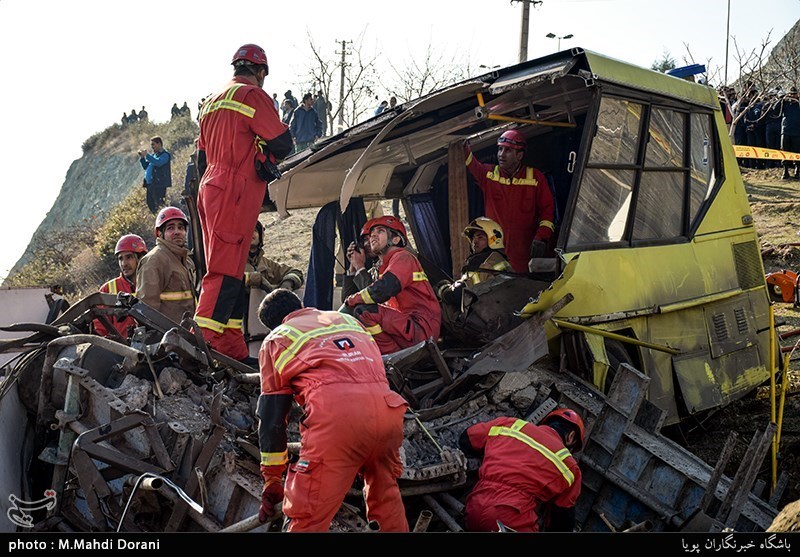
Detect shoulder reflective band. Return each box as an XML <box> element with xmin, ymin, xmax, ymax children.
<box><xmin>107</xmin><ymin>280</ymin><xmax>119</xmax><ymax>294</ymax></box>
<box><xmin>159</xmin><ymin>290</ymin><xmax>194</xmax><ymax>301</ymax></box>
<box><xmin>412</xmin><ymin>271</ymin><xmax>428</xmax><ymax>282</ymax></box>
<box><xmin>199</xmin><ymin>84</ymin><xmax>256</xmax><ymax>120</ymax></box>
<box><xmin>733</xmin><ymin>145</ymin><xmax>800</xmax><ymax>161</ymax></box>
<box><xmin>272</xmin><ymin>322</ymin><xmax>369</xmax><ymax>374</ymax></box>
<box><xmin>488</xmin><ymin>418</ymin><xmax>575</xmax><ymax>485</ymax></box>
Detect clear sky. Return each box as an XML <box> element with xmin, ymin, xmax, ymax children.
<box><xmin>0</xmin><ymin>0</ymin><xmax>797</xmax><ymax>284</ymax></box>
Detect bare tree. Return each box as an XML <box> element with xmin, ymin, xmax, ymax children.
<box><xmin>386</xmin><ymin>37</ymin><xmax>475</xmax><ymax>102</ymax></box>
<box><xmin>306</xmin><ymin>28</ymin><xmax>381</xmax><ymax>133</ymax></box>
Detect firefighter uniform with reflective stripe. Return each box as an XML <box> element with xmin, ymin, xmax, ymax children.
<box><xmin>258</xmin><ymin>307</ymin><xmax>409</xmax><ymax>532</ymax></box>
<box><xmin>463</xmin><ymin>416</ymin><xmax>581</xmax><ymax>532</ymax></box>
<box><xmin>135</xmin><ymin>238</ymin><xmax>196</xmax><ymax>325</ymax></box>
<box><xmin>196</xmin><ymin>76</ymin><xmax>292</xmax><ymax>360</ymax></box>
<box><xmin>349</xmin><ymin>248</ymin><xmax>441</xmax><ymax>355</ymax></box>
<box><xmin>465</xmin><ymin>146</ymin><xmax>555</xmax><ymax>273</ymax></box>
<box><xmin>93</xmin><ymin>275</ymin><xmax>136</xmax><ymax>338</ymax></box>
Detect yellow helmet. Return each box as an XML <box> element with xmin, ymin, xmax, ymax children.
<box><xmin>463</xmin><ymin>217</ymin><xmax>504</xmax><ymax>250</ymax></box>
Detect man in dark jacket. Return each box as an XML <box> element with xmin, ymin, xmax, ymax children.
<box><xmin>138</xmin><ymin>136</ymin><xmax>172</xmax><ymax>213</ymax></box>
<box><xmin>289</xmin><ymin>93</ymin><xmax>323</xmax><ymax>152</ymax></box>
<box><xmin>782</xmin><ymin>87</ymin><xmax>800</xmax><ymax>180</ymax></box>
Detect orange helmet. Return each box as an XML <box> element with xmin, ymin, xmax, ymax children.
<box><xmin>364</xmin><ymin>215</ymin><xmax>407</xmax><ymax>246</ymax></box>
<box><xmin>154</xmin><ymin>206</ymin><xmax>189</xmax><ymax>236</ymax></box>
<box><xmin>114</xmin><ymin>234</ymin><xmax>147</xmax><ymax>255</ymax></box>
<box><xmin>232</xmin><ymin>44</ymin><xmax>269</xmax><ymax>71</ymax></box>
<box><xmin>542</xmin><ymin>407</ymin><xmax>585</xmax><ymax>451</ymax></box>
<box><xmin>497</xmin><ymin>129</ymin><xmax>527</xmax><ymax>151</ymax></box>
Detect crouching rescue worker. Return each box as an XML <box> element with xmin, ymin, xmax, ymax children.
<box><xmin>343</xmin><ymin>216</ymin><xmax>441</xmax><ymax>354</ymax></box>
<box><xmin>135</xmin><ymin>207</ymin><xmax>196</xmax><ymax>325</ymax></box>
<box><xmin>460</xmin><ymin>407</ymin><xmax>585</xmax><ymax>532</ymax></box>
<box><xmin>465</xmin><ymin>130</ymin><xmax>555</xmax><ymax>274</ymax></box>
<box><xmin>93</xmin><ymin>234</ymin><xmax>148</xmax><ymax>338</ymax></box>
<box><xmin>245</xmin><ymin>221</ymin><xmax>304</xmax><ymax>293</ymax></box>
<box><xmin>256</xmin><ymin>289</ymin><xmax>409</xmax><ymax>532</ymax></box>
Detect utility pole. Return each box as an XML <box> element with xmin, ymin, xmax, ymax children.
<box><xmin>335</xmin><ymin>39</ymin><xmax>352</xmax><ymax>134</ymax></box>
<box><xmin>511</xmin><ymin>0</ymin><xmax>543</xmax><ymax>63</ymax></box>
<box><xmin>724</xmin><ymin>0</ymin><xmax>731</xmax><ymax>84</ymax></box>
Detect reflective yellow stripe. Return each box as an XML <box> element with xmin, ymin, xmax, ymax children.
<box><xmin>539</xmin><ymin>220</ymin><xmax>555</xmax><ymax>231</ymax></box>
<box><xmin>195</xmin><ymin>315</ymin><xmax>226</xmax><ymax>333</ymax></box>
<box><xmin>488</xmin><ymin>418</ymin><xmax>575</xmax><ymax>485</ymax></box>
<box><xmin>359</xmin><ymin>287</ymin><xmax>375</xmax><ymax>304</ymax></box>
<box><xmin>199</xmin><ymin>84</ymin><xmax>256</xmax><ymax>120</ymax></box>
<box><xmin>412</xmin><ymin>271</ymin><xmax>428</xmax><ymax>282</ymax></box>
<box><xmin>492</xmin><ymin>261</ymin><xmax>510</xmax><ymax>271</ymax></box>
<box><xmin>224</xmin><ymin>319</ymin><xmax>243</xmax><ymax>330</ymax></box>
<box><xmin>364</xmin><ymin>324</ymin><xmax>382</xmax><ymax>336</ymax></box>
<box><xmin>159</xmin><ymin>290</ymin><xmax>194</xmax><ymax>301</ymax></box>
<box><xmin>274</xmin><ymin>323</ymin><xmax>368</xmax><ymax>374</ymax></box>
<box><xmin>486</xmin><ymin>166</ymin><xmax>540</xmax><ymax>186</ymax></box>
<box><xmin>106</xmin><ymin>280</ymin><xmax>118</xmax><ymax>294</ymax></box>
<box><xmin>261</xmin><ymin>451</ymin><xmax>288</xmax><ymax>467</ymax></box>
<box><xmin>465</xmin><ymin>152</ymin><xmax>473</xmax><ymax>165</ymax></box>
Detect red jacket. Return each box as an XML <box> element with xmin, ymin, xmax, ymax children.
<box><xmin>358</xmin><ymin>248</ymin><xmax>441</xmax><ymax>341</ymax></box>
<box><xmin>464</xmin><ymin>416</ymin><xmax>581</xmax><ymax>532</ymax></box>
<box><xmin>466</xmin><ymin>147</ymin><xmax>555</xmax><ymax>273</ymax></box>
<box><xmin>198</xmin><ymin>76</ymin><xmax>290</xmax><ymax>183</ymax></box>
<box><xmin>93</xmin><ymin>275</ymin><xmax>136</xmax><ymax>338</ymax></box>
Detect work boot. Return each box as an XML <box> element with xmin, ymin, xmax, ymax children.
<box><xmin>783</xmin><ymin>169</ymin><xmax>792</xmax><ymax>180</ymax></box>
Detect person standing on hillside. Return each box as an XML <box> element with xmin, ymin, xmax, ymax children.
<box><xmin>289</xmin><ymin>92</ymin><xmax>323</xmax><ymax>152</ymax></box>
<box><xmin>93</xmin><ymin>234</ymin><xmax>148</xmax><ymax>339</ymax></box>
<box><xmin>138</xmin><ymin>136</ymin><xmax>172</xmax><ymax>214</ymax></box>
<box><xmin>313</xmin><ymin>90</ymin><xmax>330</xmax><ymax>136</ymax></box>
<box><xmin>136</xmin><ymin>207</ymin><xmax>196</xmax><ymax>324</ymax></box>
<box><xmin>138</xmin><ymin>106</ymin><xmax>149</xmax><ymax>122</ymax></box>
<box><xmin>782</xmin><ymin>86</ymin><xmax>800</xmax><ymax>180</ymax></box>
<box><xmin>194</xmin><ymin>43</ymin><xmax>292</xmax><ymax>362</ymax></box>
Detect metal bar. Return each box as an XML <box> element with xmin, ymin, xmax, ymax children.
<box><xmin>723</xmin><ymin>424</ymin><xmax>777</xmax><ymax>530</ymax></box>
<box><xmin>413</xmin><ymin>510</ymin><xmax>433</xmax><ymax>532</ymax></box>
<box><xmin>551</xmin><ymin>319</ymin><xmax>681</xmax><ymax>355</ymax></box>
<box><xmin>165</xmin><ymin>425</ymin><xmax>225</xmax><ymax>532</ymax></box>
<box><xmin>436</xmin><ymin>492</ymin><xmax>466</xmax><ymax>515</ymax></box>
<box><xmin>486</xmin><ymin>113</ymin><xmax>577</xmax><ymax>129</ymax></box>
<box><xmin>422</xmin><ymin>494</ymin><xmax>463</xmax><ymax>532</ymax></box>
<box><xmin>700</xmin><ymin>431</ymin><xmax>738</xmax><ymax>512</ymax></box>
<box><xmin>425</xmin><ymin>340</ymin><xmax>453</xmax><ymax>385</ymax></box>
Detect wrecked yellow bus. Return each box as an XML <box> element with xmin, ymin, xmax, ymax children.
<box><xmin>268</xmin><ymin>47</ymin><xmax>775</xmax><ymax>426</ymax></box>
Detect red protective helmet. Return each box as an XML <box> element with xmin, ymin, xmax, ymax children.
<box><xmin>114</xmin><ymin>234</ymin><xmax>147</xmax><ymax>256</ymax></box>
<box><xmin>497</xmin><ymin>129</ymin><xmax>527</xmax><ymax>150</ymax></box>
<box><xmin>154</xmin><ymin>206</ymin><xmax>189</xmax><ymax>236</ymax></box>
<box><xmin>231</xmin><ymin>44</ymin><xmax>269</xmax><ymax>70</ymax></box>
<box><xmin>542</xmin><ymin>407</ymin><xmax>585</xmax><ymax>451</ymax></box>
<box><xmin>364</xmin><ymin>215</ymin><xmax>407</xmax><ymax>246</ymax></box>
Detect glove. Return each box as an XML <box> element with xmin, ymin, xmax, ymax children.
<box><xmin>244</xmin><ymin>271</ymin><xmax>261</xmax><ymax>288</ymax></box>
<box><xmin>279</xmin><ymin>280</ymin><xmax>295</xmax><ymax>291</ymax></box>
<box><xmin>530</xmin><ymin>239</ymin><xmax>547</xmax><ymax>259</ymax></box>
<box><xmin>434</xmin><ymin>279</ymin><xmax>452</xmax><ymax>301</ymax></box>
<box><xmin>345</xmin><ymin>292</ymin><xmax>365</xmax><ymax>307</ymax></box>
<box><xmin>258</xmin><ymin>464</ymin><xmax>285</xmax><ymax>523</ymax></box>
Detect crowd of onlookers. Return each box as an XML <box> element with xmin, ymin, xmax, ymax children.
<box><xmin>720</xmin><ymin>82</ymin><xmax>800</xmax><ymax>179</ymax></box>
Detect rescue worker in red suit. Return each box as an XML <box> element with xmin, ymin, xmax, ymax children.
<box><xmin>93</xmin><ymin>234</ymin><xmax>148</xmax><ymax>339</ymax></box>
<box><xmin>343</xmin><ymin>216</ymin><xmax>441</xmax><ymax>355</ymax></box>
<box><xmin>459</xmin><ymin>407</ymin><xmax>585</xmax><ymax>532</ymax></box>
<box><xmin>256</xmin><ymin>289</ymin><xmax>409</xmax><ymax>532</ymax></box>
<box><xmin>195</xmin><ymin>43</ymin><xmax>293</xmax><ymax>362</ymax></box>
<box><xmin>465</xmin><ymin>129</ymin><xmax>556</xmax><ymax>274</ymax></box>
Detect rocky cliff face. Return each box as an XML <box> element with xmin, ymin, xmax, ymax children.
<box><xmin>9</xmin><ymin>118</ymin><xmax>198</xmax><ymax>277</ymax></box>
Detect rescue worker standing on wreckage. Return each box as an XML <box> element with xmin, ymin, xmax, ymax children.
<box><xmin>93</xmin><ymin>234</ymin><xmax>148</xmax><ymax>339</ymax></box>
<box><xmin>459</xmin><ymin>407</ymin><xmax>585</xmax><ymax>532</ymax></box>
<box><xmin>343</xmin><ymin>216</ymin><xmax>441</xmax><ymax>355</ymax></box>
<box><xmin>255</xmin><ymin>288</ymin><xmax>410</xmax><ymax>532</ymax></box>
<box><xmin>194</xmin><ymin>43</ymin><xmax>292</xmax><ymax>363</ymax></box>
<box><xmin>465</xmin><ymin>129</ymin><xmax>555</xmax><ymax>274</ymax></box>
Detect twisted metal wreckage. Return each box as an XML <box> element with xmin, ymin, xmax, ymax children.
<box><xmin>0</xmin><ymin>287</ymin><xmax>782</xmax><ymax>533</ymax></box>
